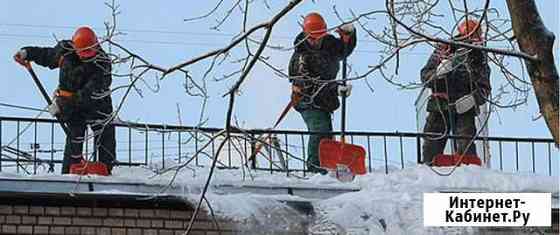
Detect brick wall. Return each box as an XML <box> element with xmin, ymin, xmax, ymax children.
<box><xmin>0</xmin><ymin>204</ymin><xmax>237</xmax><ymax>235</ymax></box>
<box><xmin>0</xmin><ymin>193</ymin><xmax>308</xmax><ymax>235</ymax></box>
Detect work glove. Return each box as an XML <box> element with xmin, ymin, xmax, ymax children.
<box><xmin>336</xmin><ymin>23</ymin><xmax>355</xmax><ymax>43</ymax></box>
<box><xmin>49</xmin><ymin>90</ymin><xmax>74</xmax><ymax>118</ymax></box>
<box><xmin>337</xmin><ymin>23</ymin><xmax>355</xmax><ymax>34</ymax></box>
<box><xmin>454</xmin><ymin>94</ymin><xmax>476</xmax><ymax>114</ymax></box>
<box><xmin>291</xmin><ymin>85</ymin><xmax>303</xmax><ymax>103</ymax></box>
<box><xmin>47</xmin><ymin>98</ymin><xmax>61</xmax><ymax>116</ymax></box>
<box><xmin>13</xmin><ymin>49</ymin><xmax>28</xmax><ymax>67</ymax></box>
<box><xmin>337</xmin><ymin>84</ymin><xmax>352</xmax><ymax>97</ymax></box>
<box><xmin>436</xmin><ymin>59</ymin><xmax>453</xmax><ymax>77</ymax></box>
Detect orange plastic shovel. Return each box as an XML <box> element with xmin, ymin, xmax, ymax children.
<box><xmin>319</xmin><ymin>58</ymin><xmax>366</xmax><ymax>176</ymax></box>
<box><xmin>69</xmin><ymin>159</ymin><xmax>110</xmax><ymax>176</ymax></box>
<box><xmin>319</xmin><ymin>139</ymin><xmax>366</xmax><ymax>175</ymax></box>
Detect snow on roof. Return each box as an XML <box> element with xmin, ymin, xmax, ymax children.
<box><xmin>0</xmin><ymin>164</ymin><xmax>557</xmax><ymax>234</ymax></box>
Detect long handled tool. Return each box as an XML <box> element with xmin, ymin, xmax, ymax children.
<box><xmin>248</xmin><ymin>95</ymin><xmax>300</xmax><ymax>167</ymax></box>
<box><xmin>341</xmin><ymin>58</ymin><xmax>348</xmax><ymax>143</ymax></box>
<box><xmin>319</xmin><ymin>58</ymin><xmax>366</xmax><ymax>178</ymax></box>
<box><xmin>21</xmin><ymin>62</ymin><xmax>70</xmax><ymax>135</ymax></box>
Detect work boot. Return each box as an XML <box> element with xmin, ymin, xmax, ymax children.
<box><xmin>307</xmin><ymin>165</ymin><xmax>328</xmax><ymax>175</ymax></box>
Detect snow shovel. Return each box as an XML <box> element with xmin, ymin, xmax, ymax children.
<box><xmin>19</xmin><ymin>61</ymin><xmax>111</xmax><ymax>175</ymax></box>
<box><xmin>248</xmin><ymin>94</ymin><xmax>300</xmax><ymax>168</ymax></box>
<box><xmin>432</xmin><ymin>125</ymin><xmax>482</xmax><ymax>168</ymax></box>
<box><xmin>69</xmin><ymin>160</ymin><xmax>110</xmax><ymax>176</ymax></box>
<box><xmin>319</xmin><ymin>58</ymin><xmax>366</xmax><ymax>180</ymax></box>
<box><xmin>20</xmin><ymin>61</ymin><xmax>70</xmax><ymax>135</ymax></box>
<box><xmin>432</xmin><ymin>93</ymin><xmax>481</xmax><ymax>167</ymax></box>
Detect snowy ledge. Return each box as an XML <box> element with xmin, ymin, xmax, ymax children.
<box><xmin>0</xmin><ymin>165</ymin><xmax>557</xmax><ymax>234</ymax></box>
<box><xmin>1</xmin><ymin>164</ymin><xmax>554</xmax><ymax>197</ymax></box>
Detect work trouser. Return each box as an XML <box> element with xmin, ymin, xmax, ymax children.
<box><xmin>421</xmin><ymin>109</ymin><xmax>477</xmax><ymax>165</ymax></box>
<box><xmin>299</xmin><ymin>109</ymin><xmax>332</xmax><ymax>173</ymax></box>
<box><xmin>62</xmin><ymin>109</ymin><xmax>116</xmax><ymax>174</ymax></box>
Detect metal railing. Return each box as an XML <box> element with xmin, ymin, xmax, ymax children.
<box><xmin>0</xmin><ymin>116</ymin><xmax>557</xmax><ymax>176</ymax></box>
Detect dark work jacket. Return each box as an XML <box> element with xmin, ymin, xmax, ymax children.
<box><xmin>420</xmin><ymin>41</ymin><xmax>491</xmax><ymax>113</ymax></box>
<box><xmin>289</xmin><ymin>31</ymin><xmax>356</xmax><ymax>112</ymax></box>
<box><xmin>23</xmin><ymin>40</ymin><xmax>113</xmax><ymax>121</ymax></box>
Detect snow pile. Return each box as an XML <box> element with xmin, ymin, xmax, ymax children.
<box><xmin>0</xmin><ymin>164</ymin><xmax>557</xmax><ymax>234</ymax></box>
<box><xmin>193</xmin><ymin>193</ymin><xmax>310</xmax><ymax>233</ymax></box>
<box><xmin>312</xmin><ymin>165</ymin><xmax>558</xmax><ymax>234</ymax></box>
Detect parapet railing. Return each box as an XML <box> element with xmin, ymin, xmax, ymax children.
<box><xmin>0</xmin><ymin>116</ymin><xmax>557</xmax><ymax>176</ymax></box>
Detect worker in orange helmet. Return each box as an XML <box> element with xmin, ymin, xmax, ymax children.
<box><xmin>289</xmin><ymin>12</ymin><xmax>357</xmax><ymax>174</ymax></box>
<box><xmin>419</xmin><ymin>19</ymin><xmax>491</xmax><ymax>166</ymax></box>
<box><xmin>458</xmin><ymin>19</ymin><xmax>483</xmax><ymax>41</ymax></box>
<box><xmin>14</xmin><ymin>26</ymin><xmax>116</xmax><ymax>175</ymax></box>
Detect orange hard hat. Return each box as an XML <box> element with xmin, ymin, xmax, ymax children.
<box><xmin>72</xmin><ymin>26</ymin><xmax>99</xmax><ymax>58</ymax></box>
<box><xmin>458</xmin><ymin>19</ymin><xmax>482</xmax><ymax>38</ymax></box>
<box><xmin>303</xmin><ymin>12</ymin><xmax>327</xmax><ymax>39</ymax></box>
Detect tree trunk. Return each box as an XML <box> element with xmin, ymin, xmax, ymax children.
<box><xmin>506</xmin><ymin>0</ymin><xmax>559</xmax><ymax>146</ymax></box>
